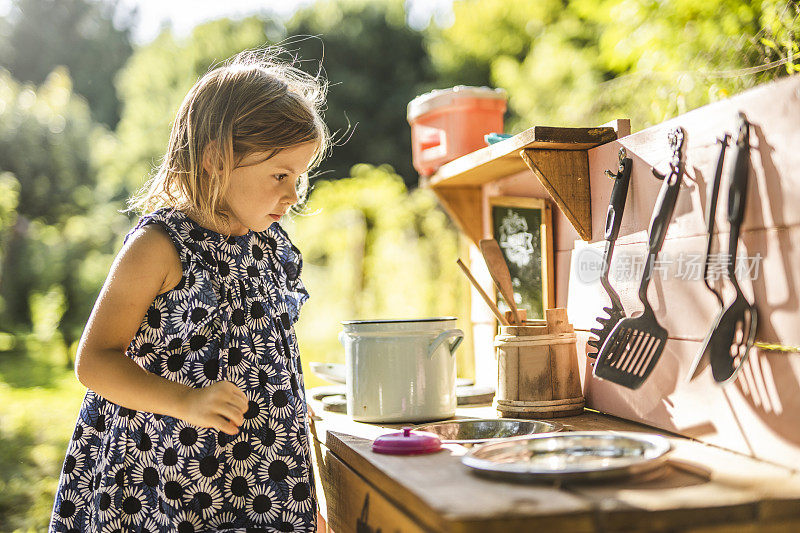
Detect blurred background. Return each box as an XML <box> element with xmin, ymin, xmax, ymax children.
<box><xmin>0</xmin><ymin>0</ymin><xmax>797</xmax><ymax>528</ymax></box>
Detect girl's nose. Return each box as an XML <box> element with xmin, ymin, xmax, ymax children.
<box><xmin>284</xmin><ymin>180</ymin><xmax>299</xmax><ymax>204</ymax></box>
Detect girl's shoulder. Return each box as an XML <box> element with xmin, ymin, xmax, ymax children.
<box><xmin>124</xmin><ymin>207</ymin><xmax>184</xmax><ymax>245</ymax></box>
<box><xmin>122</xmin><ymin>209</ymin><xmax>185</xmax><ymax>293</ymax></box>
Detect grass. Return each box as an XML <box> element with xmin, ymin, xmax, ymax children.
<box><xmin>0</xmin><ymin>344</ymin><xmax>86</xmax><ymax>532</ymax></box>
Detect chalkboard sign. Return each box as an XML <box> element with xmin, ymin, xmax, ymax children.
<box><xmin>489</xmin><ymin>196</ymin><xmax>554</xmax><ymax>320</ymax></box>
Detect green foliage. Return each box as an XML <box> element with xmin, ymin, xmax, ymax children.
<box><xmin>428</xmin><ymin>0</ymin><xmax>800</xmax><ymax>131</ymax></box>
<box><xmin>286</xmin><ymin>0</ymin><xmax>436</xmax><ymax>185</ymax></box>
<box><xmin>758</xmin><ymin>0</ymin><xmax>800</xmax><ymax>73</ymax></box>
<box><xmin>0</xmin><ymin>0</ymin><xmax>136</xmax><ymax>128</ymax></box>
<box><xmin>0</xmin><ymin>172</ymin><xmax>19</xmax><ymax>229</ymax></box>
<box><xmin>0</xmin><ymin>67</ymin><xmax>128</xmax><ymax>345</ymax></box>
<box><xmin>284</xmin><ymin>164</ymin><xmax>469</xmax><ymax>384</ymax></box>
<box><xmin>111</xmin><ymin>2</ymin><xmax>435</xmax><ymax>195</ymax></box>
<box><xmin>0</xmin><ymin>67</ymin><xmax>97</xmax><ymax>223</ymax></box>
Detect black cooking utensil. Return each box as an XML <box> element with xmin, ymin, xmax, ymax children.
<box><xmin>593</xmin><ymin>128</ymin><xmax>685</xmax><ymax>389</ymax></box>
<box><xmin>703</xmin><ymin>134</ymin><xmax>730</xmax><ymax>306</ymax></box>
<box><xmin>707</xmin><ymin>113</ymin><xmax>758</xmax><ymax>384</ymax></box>
<box><xmin>686</xmin><ymin>134</ymin><xmax>729</xmax><ymax>381</ymax></box>
<box><xmin>587</xmin><ymin>148</ymin><xmax>632</xmax><ymax>358</ymax></box>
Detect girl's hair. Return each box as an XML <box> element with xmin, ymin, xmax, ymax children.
<box><xmin>128</xmin><ymin>46</ymin><xmax>330</xmax><ymax>232</ymax></box>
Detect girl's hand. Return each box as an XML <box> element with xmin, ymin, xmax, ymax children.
<box><xmin>180</xmin><ymin>380</ymin><xmax>248</xmax><ymax>435</ymax></box>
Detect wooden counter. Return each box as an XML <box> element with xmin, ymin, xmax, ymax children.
<box><xmin>309</xmin><ymin>400</ymin><xmax>800</xmax><ymax>533</ymax></box>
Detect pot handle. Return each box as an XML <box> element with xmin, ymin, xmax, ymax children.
<box><xmin>338</xmin><ymin>330</ymin><xmax>348</xmax><ymax>346</ymax></box>
<box><xmin>428</xmin><ymin>329</ymin><xmax>464</xmax><ymax>358</ymax></box>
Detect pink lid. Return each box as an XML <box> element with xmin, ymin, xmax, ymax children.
<box><xmin>372</xmin><ymin>427</ymin><xmax>442</xmax><ymax>455</ymax></box>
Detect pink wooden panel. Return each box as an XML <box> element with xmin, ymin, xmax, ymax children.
<box><xmin>571</xmin><ymin>74</ymin><xmax>800</xmax><ymax>468</ymax></box>
<box><xmin>568</xmin><ymin>227</ymin><xmax>800</xmax><ymax>344</ymax></box>
<box><xmin>577</xmin><ymin>331</ymin><xmax>800</xmax><ymax>466</ymax></box>
<box><xmin>470</xmin><ymin>75</ymin><xmax>800</xmax><ymax>468</ymax></box>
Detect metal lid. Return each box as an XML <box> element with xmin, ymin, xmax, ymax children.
<box><xmin>407</xmin><ymin>85</ymin><xmax>507</xmax><ymax>120</ymax></box>
<box><xmin>461</xmin><ymin>431</ymin><xmax>672</xmax><ymax>481</ymax></box>
<box><xmin>341</xmin><ymin>317</ymin><xmax>457</xmax><ymax>325</ymax></box>
<box><xmin>372</xmin><ymin>427</ymin><xmax>442</xmax><ymax>455</ymax></box>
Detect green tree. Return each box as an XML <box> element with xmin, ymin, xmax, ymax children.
<box><xmin>0</xmin><ymin>0</ymin><xmax>137</xmax><ymax>128</ymax></box>
<box><xmin>0</xmin><ymin>67</ymin><xmax>128</xmax><ymax>349</ymax></box>
<box><xmin>286</xmin><ymin>0</ymin><xmax>436</xmax><ymax>186</ymax></box>
<box><xmin>112</xmin><ymin>2</ymin><xmax>435</xmax><ymax>194</ymax></box>
<box><xmin>427</xmin><ymin>0</ymin><xmax>800</xmax><ymax>131</ymax></box>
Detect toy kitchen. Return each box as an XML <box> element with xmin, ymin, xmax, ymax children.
<box><xmin>309</xmin><ymin>76</ymin><xmax>800</xmax><ymax>533</ymax></box>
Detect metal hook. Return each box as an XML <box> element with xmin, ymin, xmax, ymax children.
<box><xmin>651</xmin><ymin>127</ymin><xmax>686</xmax><ymax>183</ymax></box>
<box><xmin>605</xmin><ymin>147</ymin><xmax>629</xmax><ymax>179</ymax></box>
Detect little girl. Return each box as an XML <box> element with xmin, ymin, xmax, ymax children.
<box><xmin>49</xmin><ymin>47</ymin><xmax>329</xmax><ymax>532</ymax></box>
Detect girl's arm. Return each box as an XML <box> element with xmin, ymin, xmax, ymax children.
<box><xmin>74</xmin><ymin>224</ymin><xmax>247</xmax><ymax>434</ymax></box>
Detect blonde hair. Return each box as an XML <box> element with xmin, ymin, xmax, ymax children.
<box><xmin>128</xmin><ymin>46</ymin><xmax>330</xmax><ymax>232</ymax></box>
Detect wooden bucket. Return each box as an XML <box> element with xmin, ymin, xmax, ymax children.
<box><xmin>495</xmin><ymin>308</ymin><xmax>584</xmax><ymax>418</ymax></box>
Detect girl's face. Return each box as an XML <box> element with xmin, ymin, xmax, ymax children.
<box><xmin>219</xmin><ymin>141</ymin><xmax>318</xmax><ymax>235</ymax></box>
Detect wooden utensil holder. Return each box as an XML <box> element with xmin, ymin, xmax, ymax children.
<box><xmin>495</xmin><ymin>308</ymin><xmax>584</xmax><ymax>418</ymax></box>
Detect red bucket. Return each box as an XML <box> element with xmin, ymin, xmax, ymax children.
<box><xmin>407</xmin><ymin>86</ymin><xmax>507</xmax><ymax>176</ymax></box>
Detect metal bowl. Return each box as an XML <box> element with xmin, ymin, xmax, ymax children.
<box><xmin>412</xmin><ymin>418</ymin><xmax>563</xmax><ymax>445</ymax></box>
<box><xmin>461</xmin><ymin>431</ymin><xmax>672</xmax><ymax>482</ymax></box>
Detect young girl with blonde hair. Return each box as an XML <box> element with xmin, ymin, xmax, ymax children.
<box><xmin>49</xmin><ymin>46</ymin><xmax>329</xmax><ymax>532</ymax></box>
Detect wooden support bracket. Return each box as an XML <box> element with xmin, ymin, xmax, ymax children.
<box><xmin>433</xmin><ymin>186</ymin><xmax>483</xmax><ymax>246</ymax></box>
<box><xmin>520</xmin><ymin>149</ymin><xmax>592</xmax><ymax>241</ymax></box>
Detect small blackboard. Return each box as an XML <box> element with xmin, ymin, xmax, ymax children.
<box><xmin>489</xmin><ymin>196</ymin><xmax>554</xmax><ymax>320</ymax></box>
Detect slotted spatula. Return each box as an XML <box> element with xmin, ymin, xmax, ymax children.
<box><xmin>593</xmin><ymin>128</ymin><xmax>685</xmax><ymax>389</ymax></box>
<box><xmin>707</xmin><ymin>113</ymin><xmax>758</xmax><ymax>384</ymax></box>
<box><xmin>688</xmin><ymin>114</ymin><xmax>758</xmax><ymax>384</ymax></box>
<box><xmin>587</xmin><ymin>149</ymin><xmax>632</xmax><ymax>357</ymax></box>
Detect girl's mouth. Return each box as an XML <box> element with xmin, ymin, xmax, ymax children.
<box><xmin>269</xmin><ymin>214</ymin><xmax>281</xmax><ymax>221</ymax></box>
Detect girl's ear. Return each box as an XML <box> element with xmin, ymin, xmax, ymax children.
<box><xmin>201</xmin><ymin>140</ymin><xmax>220</xmax><ymax>177</ymax></box>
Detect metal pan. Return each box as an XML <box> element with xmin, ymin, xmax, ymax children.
<box><xmin>413</xmin><ymin>418</ymin><xmax>562</xmax><ymax>446</ymax></box>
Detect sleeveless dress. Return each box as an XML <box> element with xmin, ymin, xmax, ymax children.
<box><xmin>49</xmin><ymin>207</ymin><xmax>316</xmax><ymax>532</ymax></box>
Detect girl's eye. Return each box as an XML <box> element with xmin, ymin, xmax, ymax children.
<box><xmin>274</xmin><ymin>174</ymin><xmax>288</xmax><ymax>182</ymax></box>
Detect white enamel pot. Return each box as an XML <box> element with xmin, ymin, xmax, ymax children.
<box><xmin>338</xmin><ymin>317</ymin><xmax>464</xmax><ymax>423</ymax></box>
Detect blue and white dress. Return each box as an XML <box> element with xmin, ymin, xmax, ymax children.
<box><xmin>49</xmin><ymin>207</ymin><xmax>316</xmax><ymax>532</ymax></box>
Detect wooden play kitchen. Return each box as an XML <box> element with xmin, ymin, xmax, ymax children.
<box><xmin>312</xmin><ymin>75</ymin><xmax>800</xmax><ymax>531</ymax></box>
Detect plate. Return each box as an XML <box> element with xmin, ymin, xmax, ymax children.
<box><xmin>413</xmin><ymin>418</ymin><xmax>562</xmax><ymax>445</ymax></box>
<box><xmin>309</xmin><ymin>362</ymin><xmax>346</xmax><ymax>384</ymax></box>
<box><xmin>461</xmin><ymin>431</ymin><xmax>671</xmax><ymax>481</ymax></box>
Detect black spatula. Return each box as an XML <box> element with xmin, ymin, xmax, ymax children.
<box><xmin>593</xmin><ymin>128</ymin><xmax>685</xmax><ymax>389</ymax></box>
<box><xmin>587</xmin><ymin>149</ymin><xmax>632</xmax><ymax>357</ymax></box>
<box><xmin>708</xmin><ymin>113</ymin><xmax>758</xmax><ymax>384</ymax></box>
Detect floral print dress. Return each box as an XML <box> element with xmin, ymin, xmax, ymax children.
<box><xmin>49</xmin><ymin>207</ymin><xmax>316</xmax><ymax>532</ymax></box>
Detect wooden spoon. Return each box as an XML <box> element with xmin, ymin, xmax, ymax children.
<box><xmin>456</xmin><ymin>259</ymin><xmax>509</xmax><ymax>326</ymax></box>
<box><xmin>479</xmin><ymin>239</ymin><xmax>522</xmax><ymax>325</ymax></box>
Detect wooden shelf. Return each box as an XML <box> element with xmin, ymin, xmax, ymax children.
<box><xmin>422</xmin><ymin>124</ymin><xmax>622</xmax><ymax>243</ymax></box>
<box><xmin>426</xmin><ymin>125</ymin><xmax>617</xmax><ymax>188</ymax></box>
